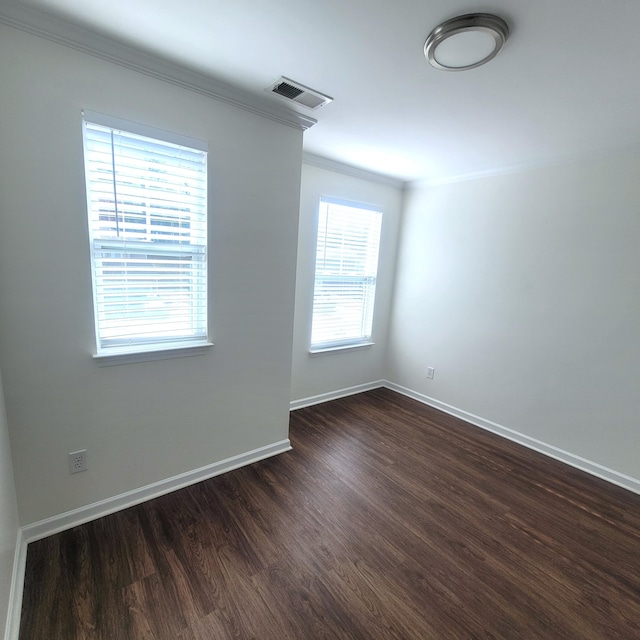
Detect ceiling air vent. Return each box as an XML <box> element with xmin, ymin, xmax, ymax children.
<box><xmin>267</xmin><ymin>77</ymin><xmax>332</xmax><ymax>110</ymax></box>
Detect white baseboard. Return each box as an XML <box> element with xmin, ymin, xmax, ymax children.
<box><xmin>384</xmin><ymin>381</ymin><xmax>640</xmax><ymax>496</ymax></box>
<box><xmin>22</xmin><ymin>439</ymin><xmax>292</xmax><ymax>544</ymax></box>
<box><xmin>290</xmin><ymin>380</ymin><xmax>385</xmax><ymax>411</ymax></box>
<box><xmin>4</xmin><ymin>529</ymin><xmax>26</xmax><ymax>640</ymax></box>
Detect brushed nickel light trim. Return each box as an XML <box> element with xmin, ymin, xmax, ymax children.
<box><xmin>424</xmin><ymin>13</ymin><xmax>509</xmax><ymax>71</ymax></box>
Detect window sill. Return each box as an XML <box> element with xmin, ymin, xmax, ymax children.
<box><xmin>93</xmin><ymin>342</ymin><xmax>214</xmax><ymax>367</ymax></box>
<box><xmin>309</xmin><ymin>342</ymin><xmax>374</xmax><ymax>357</ymax></box>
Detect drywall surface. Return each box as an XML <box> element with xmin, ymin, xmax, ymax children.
<box><xmin>291</xmin><ymin>163</ymin><xmax>403</xmax><ymax>402</ymax></box>
<box><xmin>0</xmin><ymin>24</ymin><xmax>302</xmax><ymax>524</ymax></box>
<box><xmin>388</xmin><ymin>150</ymin><xmax>640</xmax><ymax>480</ymax></box>
<box><xmin>0</xmin><ymin>368</ymin><xmax>19</xmax><ymax>639</ymax></box>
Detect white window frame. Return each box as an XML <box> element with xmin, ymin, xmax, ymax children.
<box><xmin>310</xmin><ymin>196</ymin><xmax>383</xmax><ymax>353</ymax></box>
<box><xmin>82</xmin><ymin>111</ymin><xmax>212</xmax><ymax>364</ymax></box>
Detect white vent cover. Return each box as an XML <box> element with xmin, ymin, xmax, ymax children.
<box><xmin>267</xmin><ymin>77</ymin><xmax>332</xmax><ymax>110</ymax></box>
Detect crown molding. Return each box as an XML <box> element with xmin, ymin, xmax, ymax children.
<box><xmin>412</xmin><ymin>162</ymin><xmax>550</xmax><ymax>189</ymax></box>
<box><xmin>413</xmin><ymin>140</ymin><xmax>640</xmax><ymax>189</ymax></box>
<box><xmin>0</xmin><ymin>1</ymin><xmax>316</xmax><ymax>132</ymax></box>
<box><xmin>302</xmin><ymin>152</ymin><xmax>407</xmax><ymax>189</ymax></box>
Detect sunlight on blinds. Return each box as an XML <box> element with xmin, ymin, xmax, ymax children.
<box><xmin>83</xmin><ymin>118</ymin><xmax>208</xmax><ymax>353</ymax></box>
<box><xmin>311</xmin><ymin>198</ymin><xmax>382</xmax><ymax>350</ymax></box>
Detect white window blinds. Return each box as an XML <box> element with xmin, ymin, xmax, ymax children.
<box><xmin>311</xmin><ymin>198</ymin><xmax>383</xmax><ymax>350</ymax></box>
<box><xmin>82</xmin><ymin>113</ymin><xmax>208</xmax><ymax>355</ymax></box>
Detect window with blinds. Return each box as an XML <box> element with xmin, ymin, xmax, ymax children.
<box><xmin>311</xmin><ymin>197</ymin><xmax>383</xmax><ymax>351</ymax></box>
<box><xmin>82</xmin><ymin>112</ymin><xmax>209</xmax><ymax>356</ymax></box>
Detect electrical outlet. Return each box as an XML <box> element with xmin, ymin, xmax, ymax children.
<box><xmin>427</xmin><ymin>367</ymin><xmax>435</xmax><ymax>379</ymax></box>
<box><xmin>68</xmin><ymin>449</ymin><xmax>87</xmax><ymax>474</ymax></box>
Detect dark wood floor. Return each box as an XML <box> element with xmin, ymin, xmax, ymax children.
<box><xmin>19</xmin><ymin>388</ymin><xmax>640</xmax><ymax>639</ymax></box>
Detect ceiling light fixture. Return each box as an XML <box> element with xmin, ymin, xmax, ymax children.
<box><xmin>424</xmin><ymin>13</ymin><xmax>509</xmax><ymax>71</ymax></box>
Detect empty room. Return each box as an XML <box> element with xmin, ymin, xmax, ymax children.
<box><xmin>0</xmin><ymin>0</ymin><xmax>639</xmax><ymax>638</ymax></box>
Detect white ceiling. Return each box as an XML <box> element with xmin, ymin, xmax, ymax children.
<box><xmin>10</xmin><ymin>0</ymin><xmax>640</xmax><ymax>183</ymax></box>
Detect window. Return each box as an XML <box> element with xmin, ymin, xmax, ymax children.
<box><xmin>311</xmin><ymin>197</ymin><xmax>383</xmax><ymax>351</ymax></box>
<box><xmin>82</xmin><ymin>112</ymin><xmax>209</xmax><ymax>358</ymax></box>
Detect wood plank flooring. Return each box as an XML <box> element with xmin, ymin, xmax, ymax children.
<box><xmin>19</xmin><ymin>388</ymin><xmax>640</xmax><ymax>639</ymax></box>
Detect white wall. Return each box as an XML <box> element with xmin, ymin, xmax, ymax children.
<box><xmin>0</xmin><ymin>24</ymin><xmax>302</xmax><ymax>525</ymax></box>
<box><xmin>0</xmin><ymin>369</ymin><xmax>19</xmax><ymax>640</ymax></box>
<box><xmin>291</xmin><ymin>163</ymin><xmax>403</xmax><ymax>403</ymax></box>
<box><xmin>388</xmin><ymin>150</ymin><xmax>640</xmax><ymax>481</ymax></box>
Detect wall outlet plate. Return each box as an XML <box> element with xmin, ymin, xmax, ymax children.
<box><xmin>427</xmin><ymin>367</ymin><xmax>435</xmax><ymax>379</ymax></box>
<box><xmin>68</xmin><ymin>449</ymin><xmax>87</xmax><ymax>474</ymax></box>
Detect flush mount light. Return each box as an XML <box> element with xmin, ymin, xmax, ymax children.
<box><xmin>424</xmin><ymin>13</ymin><xmax>509</xmax><ymax>71</ymax></box>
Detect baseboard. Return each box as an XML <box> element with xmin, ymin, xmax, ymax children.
<box><xmin>384</xmin><ymin>381</ymin><xmax>640</xmax><ymax>496</ymax></box>
<box><xmin>290</xmin><ymin>380</ymin><xmax>385</xmax><ymax>411</ymax></box>
<box><xmin>4</xmin><ymin>528</ymin><xmax>26</xmax><ymax>640</ymax></box>
<box><xmin>22</xmin><ymin>439</ymin><xmax>292</xmax><ymax>544</ymax></box>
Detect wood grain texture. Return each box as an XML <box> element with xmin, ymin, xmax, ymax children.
<box><xmin>19</xmin><ymin>389</ymin><xmax>640</xmax><ymax>639</ymax></box>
